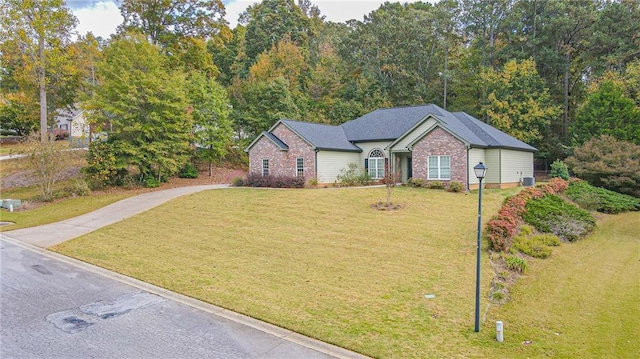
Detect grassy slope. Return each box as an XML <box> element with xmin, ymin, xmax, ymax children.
<box><xmin>53</xmin><ymin>187</ymin><xmax>507</xmax><ymax>358</ymax></box>
<box><xmin>481</xmin><ymin>211</ymin><xmax>640</xmax><ymax>358</ymax></box>
<box><xmin>51</xmin><ymin>187</ymin><xmax>639</xmax><ymax>358</ymax></box>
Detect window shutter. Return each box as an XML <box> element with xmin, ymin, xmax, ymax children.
<box><xmin>364</xmin><ymin>158</ymin><xmax>369</xmax><ymax>171</ymax></box>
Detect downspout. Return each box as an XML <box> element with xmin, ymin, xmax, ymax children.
<box><xmin>499</xmin><ymin>149</ymin><xmax>502</xmax><ymax>187</ymax></box>
<box><xmin>314</xmin><ymin>149</ymin><xmax>319</xmax><ymax>182</ymax></box>
<box><xmin>466</xmin><ymin>146</ymin><xmax>471</xmax><ymax>191</ymax></box>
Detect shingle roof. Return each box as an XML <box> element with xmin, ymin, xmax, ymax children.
<box><xmin>259</xmin><ymin>105</ymin><xmax>537</xmax><ymax>153</ymax></box>
<box><xmin>263</xmin><ymin>131</ymin><xmax>289</xmax><ymax>150</ymax></box>
<box><xmin>341</xmin><ymin>104</ymin><xmax>537</xmax><ymax>152</ymax></box>
<box><xmin>280</xmin><ymin>119</ymin><xmax>362</xmax><ymax>152</ymax></box>
<box><xmin>341</xmin><ymin>104</ymin><xmax>446</xmax><ymax>141</ymax></box>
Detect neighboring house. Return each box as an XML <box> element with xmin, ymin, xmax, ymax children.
<box><xmin>55</xmin><ymin>107</ymin><xmax>90</xmax><ymax>146</ymax></box>
<box><xmin>245</xmin><ymin>104</ymin><xmax>537</xmax><ymax>189</ymax></box>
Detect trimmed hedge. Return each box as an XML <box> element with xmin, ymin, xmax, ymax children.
<box><xmin>244</xmin><ymin>173</ymin><xmax>305</xmax><ymax>188</ymax></box>
<box><xmin>523</xmin><ymin>194</ymin><xmax>595</xmax><ymax>242</ymax></box>
<box><xmin>565</xmin><ymin>180</ymin><xmax>640</xmax><ymax>213</ymax></box>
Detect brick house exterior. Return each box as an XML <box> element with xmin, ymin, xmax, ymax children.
<box><xmin>248</xmin><ymin>124</ymin><xmax>316</xmax><ymax>180</ymax></box>
<box><xmin>246</xmin><ymin>105</ymin><xmax>537</xmax><ymax>189</ymax></box>
<box><xmin>411</xmin><ymin>127</ymin><xmax>468</xmax><ymax>187</ymax></box>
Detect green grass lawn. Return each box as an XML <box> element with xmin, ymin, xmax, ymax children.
<box><xmin>0</xmin><ymin>191</ymin><xmax>132</xmax><ymax>230</ymax></box>
<box><xmin>51</xmin><ymin>187</ymin><xmax>639</xmax><ymax>358</ymax></box>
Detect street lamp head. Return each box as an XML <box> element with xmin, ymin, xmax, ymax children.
<box><xmin>474</xmin><ymin>162</ymin><xmax>488</xmax><ymax>179</ymax></box>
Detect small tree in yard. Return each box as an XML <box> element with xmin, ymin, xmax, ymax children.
<box><xmin>382</xmin><ymin>160</ymin><xmax>402</xmax><ymax>208</ymax></box>
<box><xmin>24</xmin><ymin>136</ymin><xmax>77</xmax><ymax>200</ymax></box>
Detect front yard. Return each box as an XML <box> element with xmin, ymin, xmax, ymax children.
<box><xmin>51</xmin><ymin>187</ymin><xmax>639</xmax><ymax>358</ymax></box>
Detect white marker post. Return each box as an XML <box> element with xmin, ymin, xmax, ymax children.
<box><xmin>496</xmin><ymin>321</ymin><xmax>504</xmax><ymax>343</ymax></box>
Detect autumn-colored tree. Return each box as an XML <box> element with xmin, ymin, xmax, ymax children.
<box><xmin>566</xmin><ymin>135</ymin><xmax>640</xmax><ymax>197</ymax></box>
<box><xmin>483</xmin><ymin>59</ymin><xmax>561</xmax><ymax>146</ymax></box>
<box><xmin>0</xmin><ymin>0</ymin><xmax>78</xmax><ymax>141</ymax></box>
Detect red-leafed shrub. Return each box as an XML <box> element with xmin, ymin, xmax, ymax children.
<box><xmin>485</xmin><ymin>178</ymin><xmax>569</xmax><ymax>252</ymax></box>
<box><xmin>538</xmin><ymin>177</ymin><xmax>569</xmax><ymax>195</ymax></box>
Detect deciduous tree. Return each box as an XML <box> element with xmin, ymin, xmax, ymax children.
<box><xmin>86</xmin><ymin>33</ymin><xmax>191</xmax><ymax>181</ymax></box>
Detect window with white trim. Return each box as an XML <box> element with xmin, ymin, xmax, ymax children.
<box><xmin>296</xmin><ymin>157</ymin><xmax>304</xmax><ymax>177</ymax></box>
<box><xmin>262</xmin><ymin>159</ymin><xmax>269</xmax><ymax>176</ymax></box>
<box><xmin>428</xmin><ymin>155</ymin><xmax>451</xmax><ymax>180</ymax></box>
<box><xmin>367</xmin><ymin>149</ymin><xmax>385</xmax><ymax>179</ymax></box>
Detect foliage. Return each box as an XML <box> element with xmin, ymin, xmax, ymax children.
<box><xmin>186</xmin><ymin>71</ymin><xmax>233</xmax><ymax>176</ymax></box>
<box><xmin>482</xmin><ymin>59</ymin><xmax>561</xmax><ymax>146</ymax></box>
<box><xmin>523</xmin><ymin>195</ymin><xmax>595</xmax><ymax>242</ymax></box>
<box><xmin>68</xmin><ymin>179</ymin><xmax>91</xmax><ymax>197</ymax></box>
<box><xmin>549</xmin><ymin>160</ymin><xmax>570</xmax><ymax>180</ymax></box>
<box><xmin>504</xmin><ymin>255</ymin><xmax>528</xmax><ymax>273</ymax></box>
<box><xmin>143</xmin><ymin>176</ymin><xmax>160</xmax><ymax>188</ymax></box>
<box><xmin>486</xmin><ymin>178</ymin><xmax>569</xmax><ymax>251</ymax></box>
<box><xmin>565</xmin><ymin>180</ymin><xmax>640</xmax><ymax>213</ymax></box>
<box><xmin>243</xmin><ymin>173</ymin><xmax>304</xmax><ymax>188</ymax></box>
<box><xmin>335</xmin><ymin>162</ymin><xmax>372</xmax><ymax>187</ymax></box>
<box><xmin>407</xmin><ymin>178</ymin><xmax>425</xmax><ymax>188</ymax></box>
<box><xmin>0</xmin><ymin>92</ymin><xmax>39</xmax><ymax>136</ymax></box>
<box><xmin>0</xmin><ymin>0</ymin><xmax>80</xmax><ymax>140</ymax></box>
<box><xmin>23</xmin><ymin>136</ymin><xmax>77</xmax><ymax>201</ymax></box>
<box><xmin>512</xmin><ymin>234</ymin><xmax>555</xmax><ymax>259</ymax></box>
<box><xmin>86</xmin><ymin>33</ymin><xmax>191</xmax><ymax>182</ymax></box>
<box><xmin>446</xmin><ymin>181</ymin><xmax>464</xmax><ymax>193</ymax></box>
<box><xmin>82</xmin><ymin>141</ymin><xmax>127</xmax><ymax>189</ymax></box>
<box><xmin>571</xmin><ymin>80</ymin><xmax>640</xmax><ymax>146</ymax></box>
<box><xmin>426</xmin><ymin>181</ymin><xmax>445</xmax><ymax>190</ymax></box>
<box><xmin>119</xmin><ymin>0</ymin><xmax>228</xmax><ymax>48</ymax></box>
<box><xmin>230</xmin><ymin>177</ymin><xmax>244</xmax><ymax>187</ymax></box>
<box><xmin>565</xmin><ymin>135</ymin><xmax>640</xmax><ymax>197</ymax></box>
<box><xmin>178</xmin><ymin>163</ymin><xmax>199</xmax><ymax>179</ymax></box>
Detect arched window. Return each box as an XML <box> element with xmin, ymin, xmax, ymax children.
<box><xmin>367</xmin><ymin>149</ymin><xmax>386</xmax><ymax>179</ymax></box>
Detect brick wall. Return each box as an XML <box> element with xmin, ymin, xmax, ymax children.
<box><xmin>412</xmin><ymin>127</ymin><xmax>468</xmax><ymax>187</ymax></box>
<box><xmin>248</xmin><ymin>124</ymin><xmax>316</xmax><ymax>179</ymax></box>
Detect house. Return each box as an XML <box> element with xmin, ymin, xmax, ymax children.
<box><xmin>55</xmin><ymin>107</ymin><xmax>90</xmax><ymax>146</ymax></box>
<box><xmin>245</xmin><ymin>104</ymin><xmax>536</xmax><ymax>189</ymax></box>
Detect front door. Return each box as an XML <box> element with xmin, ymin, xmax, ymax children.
<box><xmin>407</xmin><ymin>157</ymin><xmax>413</xmax><ymax>179</ymax></box>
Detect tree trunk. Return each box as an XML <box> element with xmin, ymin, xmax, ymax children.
<box><xmin>563</xmin><ymin>56</ymin><xmax>570</xmax><ymax>138</ymax></box>
<box><xmin>39</xmin><ymin>33</ymin><xmax>47</xmax><ymax>142</ymax></box>
<box><xmin>209</xmin><ymin>160</ymin><xmax>213</xmax><ymax>177</ymax></box>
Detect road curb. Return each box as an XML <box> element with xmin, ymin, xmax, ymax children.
<box><xmin>1</xmin><ymin>235</ymin><xmax>370</xmax><ymax>359</ymax></box>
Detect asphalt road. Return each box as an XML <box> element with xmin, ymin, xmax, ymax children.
<box><xmin>0</xmin><ymin>238</ymin><xmax>365</xmax><ymax>359</ymax></box>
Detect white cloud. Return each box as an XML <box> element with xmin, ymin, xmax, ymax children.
<box><xmin>72</xmin><ymin>1</ymin><xmax>121</xmax><ymax>39</ymax></box>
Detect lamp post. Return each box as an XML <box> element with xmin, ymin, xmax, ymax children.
<box><xmin>473</xmin><ymin>162</ymin><xmax>488</xmax><ymax>332</ymax></box>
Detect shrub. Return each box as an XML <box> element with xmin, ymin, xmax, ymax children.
<box><xmin>143</xmin><ymin>176</ymin><xmax>160</xmax><ymax>188</ymax></box>
<box><xmin>230</xmin><ymin>177</ymin><xmax>244</xmax><ymax>187</ymax></box>
<box><xmin>306</xmin><ymin>178</ymin><xmax>319</xmax><ymax>187</ymax></box>
<box><xmin>69</xmin><ymin>179</ymin><xmax>91</xmax><ymax>197</ymax></box>
<box><xmin>523</xmin><ymin>194</ymin><xmax>595</xmax><ymax>241</ymax></box>
<box><xmin>336</xmin><ymin>163</ymin><xmax>371</xmax><ymax>187</ymax></box>
<box><xmin>447</xmin><ymin>181</ymin><xmax>464</xmax><ymax>192</ymax></box>
<box><xmin>505</xmin><ymin>255</ymin><xmax>528</xmax><ymax>273</ymax></box>
<box><xmin>539</xmin><ymin>177</ymin><xmax>569</xmax><ymax>195</ymax></box>
<box><xmin>83</xmin><ymin>141</ymin><xmax>127</xmax><ymax>189</ymax></box>
<box><xmin>565</xmin><ymin>135</ymin><xmax>640</xmax><ymax>197</ymax></box>
<box><xmin>550</xmin><ymin>160</ymin><xmax>570</xmax><ymax>180</ymax></box>
<box><xmin>426</xmin><ymin>181</ymin><xmax>445</xmax><ymax>189</ymax></box>
<box><xmin>178</xmin><ymin>163</ymin><xmax>199</xmax><ymax>178</ymax></box>
<box><xmin>408</xmin><ymin>178</ymin><xmax>425</xmax><ymax>188</ymax></box>
<box><xmin>244</xmin><ymin>173</ymin><xmax>304</xmax><ymax>188</ymax></box>
<box><xmin>565</xmin><ymin>180</ymin><xmax>640</xmax><ymax>213</ymax></box>
<box><xmin>512</xmin><ymin>235</ymin><xmax>553</xmax><ymax>259</ymax></box>
<box><xmin>534</xmin><ymin>234</ymin><xmax>561</xmax><ymax>246</ymax></box>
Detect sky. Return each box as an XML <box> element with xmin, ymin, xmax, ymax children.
<box><xmin>66</xmin><ymin>0</ymin><xmax>423</xmax><ymax>39</ymax></box>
